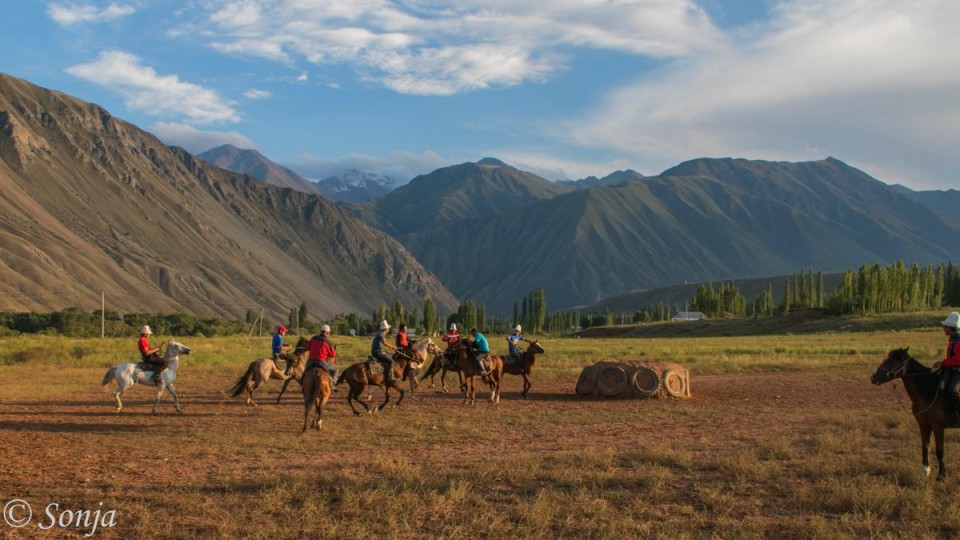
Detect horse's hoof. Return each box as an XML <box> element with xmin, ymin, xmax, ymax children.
<box><xmin>353</xmin><ymin>412</ymin><xmax>362</xmax><ymax>417</ymax></box>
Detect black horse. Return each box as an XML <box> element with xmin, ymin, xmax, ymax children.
<box><xmin>871</xmin><ymin>347</ymin><xmax>959</xmax><ymax>479</ymax></box>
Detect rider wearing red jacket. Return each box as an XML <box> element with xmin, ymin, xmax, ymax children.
<box><xmin>935</xmin><ymin>312</ymin><xmax>960</xmax><ymax>404</ymax></box>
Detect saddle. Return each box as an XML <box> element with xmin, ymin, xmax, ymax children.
<box><xmin>365</xmin><ymin>356</ymin><xmax>394</xmax><ymax>380</ymax></box>
<box><xmin>137</xmin><ymin>362</ymin><xmax>161</xmax><ymax>373</ymax></box>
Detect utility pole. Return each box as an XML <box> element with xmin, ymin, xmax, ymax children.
<box><xmin>101</xmin><ymin>291</ymin><xmax>105</xmax><ymax>339</ymax></box>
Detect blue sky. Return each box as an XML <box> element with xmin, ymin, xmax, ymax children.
<box><xmin>2</xmin><ymin>1</ymin><xmax>957</xmax><ymax>189</ymax></box>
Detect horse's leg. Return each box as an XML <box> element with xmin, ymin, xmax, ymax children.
<box><xmin>347</xmin><ymin>383</ymin><xmax>371</xmax><ymax>416</ymax></box>
<box><xmin>935</xmin><ymin>427</ymin><xmax>947</xmax><ymax>480</ymax></box>
<box><xmin>521</xmin><ymin>373</ymin><xmax>531</xmax><ymax>399</ymax></box>
<box><xmin>152</xmin><ymin>380</ymin><xmax>167</xmax><ymax>415</ymax></box>
<box><xmin>276</xmin><ymin>377</ymin><xmax>295</xmax><ymax>404</ymax></box>
<box><xmin>920</xmin><ymin>424</ymin><xmax>932</xmax><ymax>477</ymax></box>
<box><xmin>167</xmin><ymin>383</ymin><xmax>182</xmax><ymax>413</ymax></box>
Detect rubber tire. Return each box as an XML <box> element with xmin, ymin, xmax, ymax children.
<box><xmin>576</xmin><ymin>366</ymin><xmax>599</xmax><ymax>396</ymax></box>
<box><xmin>631</xmin><ymin>366</ymin><xmax>660</xmax><ymax>397</ymax></box>
<box><xmin>598</xmin><ymin>365</ymin><xmax>628</xmax><ymax>397</ymax></box>
<box><xmin>662</xmin><ymin>369</ymin><xmax>687</xmax><ymax>398</ymax></box>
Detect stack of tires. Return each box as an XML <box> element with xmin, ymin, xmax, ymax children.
<box><xmin>575</xmin><ymin>361</ymin><xmax>690</xmax><ymax>399</ymax></box>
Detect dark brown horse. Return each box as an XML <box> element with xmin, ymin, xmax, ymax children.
<box><xmin>300</xmin><ymin>366</ymin><xmax>332</xmax><ymax>432</ymax></box>
<box><xmin>502</xmin><ymin>340</ymin><xmax>545</xmax><ymax>398</ymax></box>
<box><xmin>450</xmin><ymin>339</ymin><xmax>503</xmax><ymax>404</ymax></box>
<box><xmin>335</xmin><ymin>351</ymin><xmax>412</xmax><ymax>416</ymax></box>
<box><xmin>419</xmin><ymin>348</ymin><xmax>463</xmax><ymax>393</ymax></box>
<box><xmin>871</xmin><ymin>347</ymin><xmax>959</xmax><ymax>479</ymax></box>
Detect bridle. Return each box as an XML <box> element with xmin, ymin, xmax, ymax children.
<box><xmin>879</xmin><ymin>353</ymin><xmax>941</xmax><ymax>415</ymax></box>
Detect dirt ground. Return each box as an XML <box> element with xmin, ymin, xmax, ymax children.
<box><xmin>0</xmin><ymin>365</ymin><xmax>938</xmax><ymax>538</ymax></box>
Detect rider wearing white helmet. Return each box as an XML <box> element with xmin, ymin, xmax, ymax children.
<box><xmin>137</xmin><ymin>325</ymin><xmax>164</xmax><ymax>382</ymax></box>
<box><xmin>506</xmin><ymin>324</ymin><xmax>527</xmax><ymax>367</ymax></box>
<box><xmin>934</xmin><ymin>312</ymin><xmax>960</xmax><ymax>404</ymax></box>
<box><xmin>371</xmin><ymin>320</ymin><xmax>397</xmax><ymax>385</ymax></box>
<box><xmin>306</xmin><ymin>323</ymin><xmax>338</xmax><ymax>387</ymax></box>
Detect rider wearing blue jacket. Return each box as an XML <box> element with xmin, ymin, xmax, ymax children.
<box><xmin>471</xmin><ymin>328</ymin><xmax>490</xmax><ymax>375</ymax></box>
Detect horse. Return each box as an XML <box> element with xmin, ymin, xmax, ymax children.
<box><xmin>502</xmin><ymin>340</ymin><xmax>545</xmax><ymax>398</ymax></box>
<box><xmin>100</xmin><ymin>340</ymin><xmax>191</xmax><ymax>414</ymax></box>
<box><xmin>401</xmin><ymin>338</ymin><xmax>442</xmax><ymax>395</ymax></box>
<box><xmin>229</xmin><ymin>337</ymin><xmax>308</xmax><ymax>406</ymax></box>
<box><xmin>274</xmin><ymin>337</ymin><xmax>313</xmax><ymax>403</ymax></box>
<box><xmin>335</xmin><ymin>350</ymin><xmax>413</xmax><ymax>416</ymax></box>
<box><xmin>450</xmin><ymin>339</ymin><xmax>503</xmax><ymax>404</ymax></box>
<box><xmin>300</xmin><ymin>365</ymin><xmax>333</xmax><ymax>432</ymax></box>
<box><xmin>871</xmin><ymin>347</ymin><xmax>960</xmax><ymax>479</ymax></box>
<box><xmin>419</xmin><ymin>346</ymin><xmax>464</xmax><ymax>393</ymax></box>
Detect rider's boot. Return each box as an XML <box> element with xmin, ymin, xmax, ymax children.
<box><xmin>153</xmin><ymin>368</ymin><xmax>164</xmax><ymax>384</ymax></box>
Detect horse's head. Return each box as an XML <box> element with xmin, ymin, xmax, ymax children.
<box><xmin>870</xmin><ymin>347</ymin><xmax>911</xmax><ymax>385</ymax></box>
<box><xmin>294</xmin><ymin>337</ymin><xmax>310</xmax><ymax>355</ymax></box>
<box><xmin>425</xmin><ymin>339</ymin><xmax>441</xmax><ymax>356</ymax></box>
<box><xmin>165</xmin><ymin>340</ymin><xmax>191</xmax><ymax>357</ymax></box>
<box><xmin>528</xmin><ymin>341</ymin><xmax>545</xmax><ymax>355</ymax></box>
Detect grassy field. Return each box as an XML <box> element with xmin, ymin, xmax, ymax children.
<box><xmin>1</xmin><ymin>318</ymin><xmax>958</xmax><ymax>538</ymax></box>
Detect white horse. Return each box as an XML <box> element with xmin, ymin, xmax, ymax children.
<box><xmin>100</xmin><ymin>340</ymin><xmax>191</xmax><ymax>414</ymax></box>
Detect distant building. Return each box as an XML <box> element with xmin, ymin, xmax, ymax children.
<box><xmin>671</xmin><ymin>311</ymin><xmax>706</xmax><ymax>321</ymax></box>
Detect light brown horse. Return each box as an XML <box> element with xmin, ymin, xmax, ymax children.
<box><xmin>502</xmin><ymin>340</ymin><xmax>545</xmax><ymax>398</ymax></box>
<box><xmin>229</xmin><ymin>337</ymin><xmax>308</xmax><ymax>406</ymax></box>
<box><xmin>871</xmin><ymin>347</ymin><xmax>960</xmax><ymax>479</ymax></box>
<box><xmin>300</xmin><ymin>366</ymin><xmax>333</xmax><ymax>432</ymax></box>
<box><xmin>400</xmin><ymin>338</ymin><xmax>442</xmax><ymax>395</ymax></box>
<box><xmin>335</xmin><ymin>350</ymin><xmax>413</xmax><ymax>416</ymax></box>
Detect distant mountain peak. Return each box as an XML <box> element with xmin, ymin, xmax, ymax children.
<box><xmin>477</xmin><ymin>157</ymin><xmax>506</xmax><ymax>167</ymax></box>
<box><xmin>197</xmin><ymin>144</ymin><xmax>318</xmax><ymax>194</ymax></box>
<box><xmin>313</xmin><ymin>170</ymin><xmax>397</xmax><ymax>202</ymax></box>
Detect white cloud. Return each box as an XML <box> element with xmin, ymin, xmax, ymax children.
<box><xmin>65</xmin><ymin>50</ymin><xmax>240</xmax><ymax>124</ymax></box>
<box><xmin>290</xmin><ymin>150</ymin><xmax>450</xmax><ymax>182</ymax></box>
<box><xmin>149</xmin><ymin>122</ymin><xmax>257</xmax><ymax>154</ymax></box>
<box><xmin>243</xmin><ymin>89</ymin><xmax>271</xmax><ymax>99</ymax></box>
<box><xmin>47</xmin><ymin>2</ymin><xmax>135</xmax><ymax>25</ymax></box>
<box><xmin>181</xmin><ymin>0</ymin><xmax>722</xmax><ymax>95</ymax></box>
<box><xmin>565</xmin><ymin>0</ymin><xmax>960</xmax><ymax>188</ymax></box>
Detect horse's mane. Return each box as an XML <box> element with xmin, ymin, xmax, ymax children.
<box><xmin>903</xmin><ymin>352</ymin><xmax>941</xmax><ymax>399</ymax></box>
<box><xmin>412</xmin><ymin>339</ymin><xmax>431</xmax><ymax>353</ymax></box>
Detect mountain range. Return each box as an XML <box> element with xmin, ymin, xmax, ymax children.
<box><xmin>0</xmin><ymin>73</ymin><xmax>457</xmax><ymax>319</ymax></box>
<box><xmin>2</xmin><ymin>71</ymin><xmax>958</xmax><ymax>320</ymax></box>
<box><xmin>347</xmin><ymin>156</ymin><xmax>960</xmax><ymax>313</ymax></box>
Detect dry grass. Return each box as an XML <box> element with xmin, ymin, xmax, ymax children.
<box><xmin>1</xmin><ymin>330</ymin><xmax>958</xmax><ymax>538</ymax></box>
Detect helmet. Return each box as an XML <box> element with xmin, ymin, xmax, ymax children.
<box><xmin>380</xmin><ymin>320</ymin><xmax>390</xmax><ymax>330</ymax></box>
<box><xmin>321</xmin><ymin>324</ymin><xmax>331</xmax><ymax>333</ymax></box>
<box><xmin>943</xmin><ymin>311</ymin><xmax>960</xmax><ymax>329</ymax></box>
<box><xmin>141</xmin><ymin>325</ymin><xmax>152</xmax><ymax>335</ymax></box>
<box><xmin>277</xmin><ymin>325</ymin><xmax>288</xmax><ymax>334</ymax></box>
<box><xmin>449</xmin><ymin>323</ymin><xmax>457</xmax><ymax>331</ymax></box>
<box><xmin>515</xmin><ymin>325</ymin><xmax>522</xmax><ymax>332</ymax></box>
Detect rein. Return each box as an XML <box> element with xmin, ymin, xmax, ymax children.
<box><xmin>888</xmin><ymin>358</ymin><xmax>942</xmax><ymax>416</ymax></box>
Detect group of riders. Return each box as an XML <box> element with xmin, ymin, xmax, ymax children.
<box><xmin>204</xmin><ymin>319</ymin><xmax>533</xmax><ymax>391</ymax></box>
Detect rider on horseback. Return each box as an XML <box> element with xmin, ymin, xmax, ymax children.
<box><xmin>934</xmin><ymin>311</ymin><xmax>960</xmax><ymax>407</ymax></box>
<box><xmin>506</xmin><ymin>325</ymin><xmax>527</xmax><ymax>367</ymax></box>
<box><xmin>471</xmin><ymin>328</ymin><xmax>491</xmax><ymax>376</ymax></box>
<box><xmin>306</xmin><ymin>324</ymin><xmax>338</xmax><ymax>390</ymax></box>
<box><xmin>137</xmin><ymin>325</ymin><xmax>164</xmax><ymax>383</ymax></box>
<box><xmin>441</xmin><ymin>323</ymin><xmax>459</xmax><ymax>367</ymax></box>
<box><xmin>371</xmin><ymin>320</ymin><xmax>398</xmax><ymax>385</ymax></box>
<box><xmin>272</xmin><ymin>325</ymin><xmax>294</xmax><ymax>373</ymax></box>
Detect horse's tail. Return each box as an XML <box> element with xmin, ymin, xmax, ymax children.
<box><xmin>100</xmin><ymin>367</ymin><xmax>116</xmax><ymax>387</ymax></box>
<box><xmin>334</xmin><ymin>368</ymin><xmax>347</xmax><ymax>387</ymax></box>
<box><xmin>229</xmin><ymin>362</ymin><xmax>257</xmax><ymax>398</ymax></box>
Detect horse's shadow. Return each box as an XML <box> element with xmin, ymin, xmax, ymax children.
<box><xmin>0</xmin><ymin>420</ymin><xmax>148</xmax><ymax>433</ymax></box>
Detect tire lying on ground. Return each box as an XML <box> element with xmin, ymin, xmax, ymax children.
<box><xmin>597</xmin><ymin>365</ymin><xmax>628</xmax><ymax>396</ymax></box>
<box><xmin>575</xmin><ymin>361</ymin><xmax>691</xmax><ymax>399</ymax></box>
<box><xmin>575</xmin><ymin>365</ymin><xmax>599</xmax><ymax>396</ymax></box>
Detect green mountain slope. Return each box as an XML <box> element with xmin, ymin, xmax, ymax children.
<box><xmin>398</xmin><ymin>158</ymin><xmax>960</xmax><ymax>313</ymax></box>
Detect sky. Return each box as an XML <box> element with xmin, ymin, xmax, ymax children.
<box><xmin>1</xmin><ymin>0</ymin><xmax>958</xmax><ymax>190</ymax></box>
